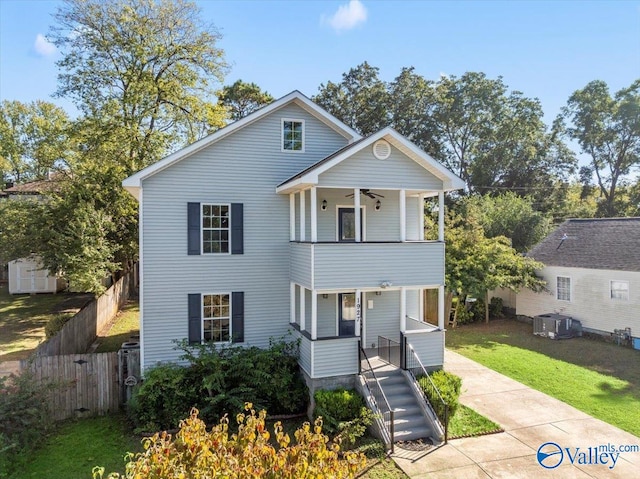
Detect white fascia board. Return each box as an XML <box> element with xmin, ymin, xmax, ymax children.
<box><xmin>122</xmin><ymin>91</ymin><xmax>360</xmax><ymax>192</ymax></box>
<box><xmin>275</xmin><ymin>178</ymin><xmax>318</xmax><ymax>195</ymax></box>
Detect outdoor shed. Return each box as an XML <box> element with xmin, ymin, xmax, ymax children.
<box><xmin>8</xmin><ymin>256</ymin><xmax>65</xmax><ymax>294</ymax></box>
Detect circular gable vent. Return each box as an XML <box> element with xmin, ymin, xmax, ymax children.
<box><xmin>373</xmin><ymin>139</ymin><xmax>391</xmax><ymax>160</ymax></box>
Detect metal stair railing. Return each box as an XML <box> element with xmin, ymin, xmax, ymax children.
<box><xmin>404</xmin><ymin>339</ymin><xmax>448</xmax><ymax>443</ymax></box>
<box><xmin>359</xmin><ymin>343</ymin><xmax>395</xmax><ymax>453</ymax></box>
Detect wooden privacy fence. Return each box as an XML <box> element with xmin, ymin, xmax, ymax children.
<box><xmin>36</xmin><ymin>270</ymin><xmax>136</xmax><ymax>356</ymax></box>
<box><xmin>24</xmin><ymin>352</ymin><xmax>120</xmax><ymax>421</ymax></box>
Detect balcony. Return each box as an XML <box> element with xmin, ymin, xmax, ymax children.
<box><xmin>290</xmin><ymin>241</ymin><xmax>444</xmax><ymax>290</ymax></box>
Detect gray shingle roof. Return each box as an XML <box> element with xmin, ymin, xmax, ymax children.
<box><xmin>528</xmin><ymin>217</ymin><xmax>640</xmax><ymax>272</ymax></box>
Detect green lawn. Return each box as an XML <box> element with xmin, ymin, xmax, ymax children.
<box><xmin>8</xmin><ymin>415</ymin><xmax>142</xmax><ymax>479</ymax></box>
<box><xmin>447</xmin><ymin>319</ymin><xmax>640</xmax><ymax>437</ymax></box>
<box><xmin>94</xmin><ymin>300</ymin><xmax>140</xmax><ymax>353</ymax></box>
<box><xmin>448</xmin><ymin>404</ymin><xmax>501</xmax><ymax>438</ymax></box>
<box><xmin>0</xmin><ymin>284</ymin><xmax>81</xmax><ymax>360</ymax></box>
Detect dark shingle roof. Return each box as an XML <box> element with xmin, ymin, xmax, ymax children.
<box><xmin>528</xmin><ymin>217</ymin><xmax>640</xmax><ymax>272</ymax></box>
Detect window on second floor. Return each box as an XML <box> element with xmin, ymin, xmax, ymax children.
<box><xmin>282</xmin><ymin>119</ymin><xmax>304</xmax><ymax>152</ymax></box>
<box><xmin>202</xmin><ymin>204</ymin><xmax>229</xmax><ymax>253</ymax></box>
<box><xmin>557</xmin><ymin>276</ymin><xmax>571</xmax><ymax>301</ymax></box>
<box><xmin>610</xmin><ymin>280</ymin><xmax>629</xmax><ymax>301</ymax></box>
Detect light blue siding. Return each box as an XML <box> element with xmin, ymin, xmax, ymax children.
<box><xmin>318</xmin><ymin>145</ymin><xmax>443</xmax><ymax>190</ymax></box>
<box><xmin>364</xmin><ymin>290</ymin><xmax>401</xmax><ymax>347</ymax></box>
<box><xmin>140</xmin><ymin>104</ymin><xmax>348</xmax><ymax>369</ymax></box>
<box><xmin>313</xmin><ymin>337</ymin><xmax>360</xmax><ymax>377</ymax></box>
<box><xmin>405</xmin><ymin>330</ymin><xmax>444</xmax><ymax>368</ymax></box>
<box><xmin>317</xmin><ymin>293</ymin><xmax>337</xmax><ymax>337</ymax></box>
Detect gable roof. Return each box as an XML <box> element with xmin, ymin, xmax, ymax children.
<box><xmin>123</xmin><ymin>91</ymin><xmax>361</xmax><ymax>200</ymax></box>
<box><xmin>3</xmin><ymin>172</ymin><xmax>66</xmax><ymax>195</ymax></box>
<box><xmin>276</xmin><ymin>127</ymin><xmax>465</xmax><ymax>194</ymax></box>
<box><xmin>528</xmin><ymin>217</ymin><xmax>640</xmax><ymax>272</ymax></box>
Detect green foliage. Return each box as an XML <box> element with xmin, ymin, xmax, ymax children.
<box><xmin>94</xmin><ymin>405</ymin><xmax>367</xmax><ymax>479</ymax></box>
<box><xmin>218</xmin><ymin>79</ymin><xmax>275</xmax><ymax>121</ymax></box>
<box><xmin>489</xmin><ymin>297</ymin><xmax>504</xmax><ymax>319</ymax></box>
<box><xmin>130</xmin><ymin>338</ymin><xmax>308</xmax><ymax>431</ymax></box>
<box><xmin>418</xmin><ymin>370</ymin><xmax>462</xmax><ymax>426</ymax></box>
<box><xmin>0</xmin><ymin>368</ymin><xmax>60</xmax><ymax>478</ymax></box>
<box><xmin>558</xmin><ymin>79</ymin><xmax>640</xmax><ymax>217</ymax></box>
<box><xmin>448</xmin><ymin>404</ymin><xmax>501</xmax><ymax>438</ymax></box>
<box><xmin>44</xmin><ymin>313</ymin><xmax>74</xmax><ymax>339</ymax></box>
<box><xmin>313</xmin><ymin>388</ymin><xmax>373</xmax><ymax>449</ymax></box>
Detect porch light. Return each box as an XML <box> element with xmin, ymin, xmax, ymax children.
<box><xmin>322</xmin><ymin>293</ymin><xmax>329</xmax><ymax>299</ymax></box>
<box><xmin>375</xmin><ymin>199</ymin><xmax>381</xmax><ymax>211</ymax></box>
<box><xmin>375</xmin><ymin>291</ymin><xmax>382</xmax><ymax>296</ymax></box>
<box><xmin>321</xmin><ymin>199</ymin><xmax>327</xmax><ymax>211</ymax></box>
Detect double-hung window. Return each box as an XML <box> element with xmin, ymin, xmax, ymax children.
<box><xmin>557</xmin><ymin>276</ymin><xmax>571</xmax><ymax>301</ymax></box>
<box><xmin>203</xmin><ymin>293</ymin><xmax>230</xmax><ymax>342</ymax></box>
<box><xmin>202</xmin><ymin>204</ymin><xmax>229</xmax><ymax>253</ymax></box>
<box><xmin>610</xmin><ymin>280</ymin><xmax>629</xmax><ymax>301</ymax></box>
<box><xmin>282</xmin><ymin>119</ymin><xmax>304</xmax><ymax>151</ymax></box>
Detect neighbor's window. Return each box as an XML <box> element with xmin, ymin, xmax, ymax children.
<box><xmin>610</xmin><ymin>280</ymin><xmax>629</xmax><ymax>301</ymax></box>
<box><xmin>202</xmin><ymin>204</ymin><xmax>229</xmax><ymax>253</ymax></box>
<box><xmin>203</xmin><ymin>293</ymin><xmax>230</xmax><ymax>342</ymax></box>
<box><xmin>282</xmin><ymin>119</ymin><xmax>304</xmax><ymax>151</ymax></box>
<box><xmin>557</xmin><ymin>276</ymin><xmax>571</xmax><ymax>301</ymax></box>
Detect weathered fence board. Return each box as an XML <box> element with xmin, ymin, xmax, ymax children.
<box><xmin>24</xmin><ymin>352</ymin><xmax>120</xmax><ymax>421</ymax></box>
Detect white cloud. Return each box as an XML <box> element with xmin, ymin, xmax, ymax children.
<box><xmin>33</xmin><ymin>34</ymin><xmax>56</xmax><ymax>57</ymax></box>
<box><xmin>322</xmin><ymin>0</ymin><xmax>368</xmax><ymax>33</ymax></box>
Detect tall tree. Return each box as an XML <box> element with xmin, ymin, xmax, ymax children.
<box><xmin>313</xmin><ymin>62</ymin><xmax>391</xmax><ymax>136</ymax></box>
<box><xmin>218</xmin><ymin>80</ymin><xmax>274</xmax><ymax>121</ymax></box>
<box><xmin>50</xmin><ymin>0</ymin><xmax>229</xmax><ymax>174</ymax></box>
<box><xmin>0</xmin><ymin>100</ymin><xmax>70</xmax><ymax>183</ymax></box>
<box><xmin>558</xmin><ymin>79</ymin><xmax>640</xmax><ymax>217</ymax></box>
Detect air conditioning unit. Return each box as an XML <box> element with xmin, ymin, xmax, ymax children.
<box><xmin>533</xmin><ymin>313</ymin><xmax>581</xmax><ymax>339</ymax></box>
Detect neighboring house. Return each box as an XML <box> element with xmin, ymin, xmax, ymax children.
<box><xmin>517</xmin><ymin>218</ymin><xmax>640</xmax><ymax>337</ymax></box>
<box><xmin>2</xmin><ymin>176</ymin><xmax>66</xmax><ymax>294</ymax></box>
<box><xmin>123</xmin><ymin>91</ymin><xmax>464</xmax><ymax>392</ymax></box>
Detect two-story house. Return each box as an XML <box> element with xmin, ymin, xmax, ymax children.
<box><xmin>123</xmin><ymin>91</ymin><xmax>463</xmax><ymax>397</ymax></box>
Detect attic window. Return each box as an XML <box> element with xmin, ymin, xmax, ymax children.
<box><xmin>282</xmin><ymin>119</ymin><xmax>304</xmax><ymax>152</ymax></box>
<box><xmin>373</xmin><ymin>139</ymin><xmax>391</xmax><ymax>160</ymax></box>
<box><xmin>611</xmin><ymin>280</ymin><xmax>629</xmax><ymax>301</ymax></box>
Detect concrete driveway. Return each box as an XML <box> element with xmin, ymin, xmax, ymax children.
<box><xmin>392</xmin><ymin>350</ymin><xmax>639</xmax><ymax>479</ymax></box>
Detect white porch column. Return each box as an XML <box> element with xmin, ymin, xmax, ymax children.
<box><xmin>289</xmin><ymin>194</ymin><xmax>295</xmax><ymax>241</ymax></box>
<box><xmin>438</xmin><ymin>284</ymin><xmax>445</xmax><ymax>330</ymax></box>
<box><xmin>310</xmin><ymin>187</ymin><xmax>317</xmax><ymax>242</ymax></box>
<box><xmin>300</xmin><ymin>286</ymin><xmax>306</xmax><ymax>331</ymax></box>
<box><xmin>290</xmin><ymin>282</ymin><xmax>296</xmax><ymax>324</ymax></box>
<box><xmin>354</xmin><ymin>188</ymin><xmax>361</xmax><ymax>242</ymax></box>
<box><xmin>438</xmin><ymin>191</ymin><xmax>444</xmax><ymax>242</ymax></box>
<box><xmin>418</xmin><ymin>194</ymin><xmax>425</xmax><ymax>241</ymax></box>
<box><xmin>311</xmin><ymin>291</ymin><xmax>317</xmax><ymax>340</ymax></box>
<box><xmin>399</xmin><ymin>189</ymin><xmax>406</xmax><ymax>242</ymax></box>
<box><xmin>419</xmin><ymin>288</ymin><xmax>424</xmax><ymax>322</ymax></box>
<box><xmin>400</xmin><ymin>287</ymin><xmax>407</xmax><ymax>333</ymax></box>
<box><xmin>300</xmin><ymin>190</ymin><xmax>306</xmax><ymax>242</ymax></box>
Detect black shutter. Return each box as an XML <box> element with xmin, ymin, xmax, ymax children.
<box><xmin>231</xmin><ymin>291</ymin><xmax>244</xmax><ymax>343</ymax></box>
<box><xmin>188</xmin><ymin>294</ymin><xmax>201</xmax><ymax>344</ymax></box>
<box><xmin>187</xmin><ymin>203</ymin><xmax>200</xmax><ymax>255</ymax></box>
<box><xmin>231</xmin><ymin>203</ymin><xmax>243</xmax><ymax>255</ymax></box>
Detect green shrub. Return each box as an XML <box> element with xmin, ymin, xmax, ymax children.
<box><xmin>130</xmin><ymin>337</ymin><xmax>308</xmax><ymax>431</ymax></box>
<box><xmin>489</xmin><ymin>296</ymin><xmax>504</xmax><ymax>318</ymax></box>
<box><xmin>418</xmin><ymin>370</ymin><xmax>462</xmax><ymax>427</ymax></box>
<box><xmin>0</xmin><ymin>368</ymin><xmax>60</xmax><ymax>478</ymax></box>
<box><xmin>313</xmin><ymin>388</ymin><xmax>372</xmax><ymax>448</ymax></box>
<box><xmin>44</xmin><ymin>313</ymin><xmax>73</xmax><ymax>339</ymax></box>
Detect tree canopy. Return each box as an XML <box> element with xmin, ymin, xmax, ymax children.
<box><xmin>218</xmin><ymin>80</ymin><xmax>274</xmax><ymax>121</ymax></box>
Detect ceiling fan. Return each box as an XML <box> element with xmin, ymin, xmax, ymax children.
<box><xmin>345</xmin><ymin>189</ymin><xmax>385</xmax><ymax>199</ymax></box>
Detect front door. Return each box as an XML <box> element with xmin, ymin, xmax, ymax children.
<box><xmin>338</xmin><ymin>207</ymin><xmax>364</xmax><ymax>242</ymax></box>
<box><xmin>339</xmin><ymin>293</ymin><xmax>356</xmax><ymax>336</ymax></box>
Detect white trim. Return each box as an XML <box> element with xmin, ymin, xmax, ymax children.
<box><xmin>281</xmin><ymin>118</ymin><xmax>305</xmax><ymax>153</ymax></box>
<box><xmin>372</xmin><ymin>139</ymin><xmax>391</xmax><ymax>160</ymax></box>
<box><xmin>311</xmin><ymin>291</ymin><xmax>318</xmax><ymax>340</ymax></box>
<box><xmin>289</xmin><ymin>194</ymin><xmax>295</xmax><ymax>241</ymax></box>
<box><xmin>335</xmin><ymin>205</ymin><xmax>366</xmax><ymax>241</ymax></box>
<box><xmin>300</xmin><ymin>190</ymin><xmax>306</xmax><ymax>242</ymax></box>
<box><xmin>610</xmin><ymin>279</ymin><xmax>629</xmax><ymax>301</ymax></box>
<box><xmin>300</xmin><ymin>286</ymin><xmax>306</xmax><ymax>331</ymax></box>
<box><xmin>362</xmin><ymin>291</ymin><xmax>367</xmax><ymax>342</ymax></box>
<box><xmin>201</xmin><ymin>292</ymin><xmax>232</xmax><ymax>344</ymax></box>
<box><xmin>354</xmin><ymin>188</ymin><xmax>361</xmax><ymax>243</ymax></box>
<box><xmin>355</xmin><ymin>289</ymin><xmax>361</xmax><ymax>337</ymax></box>
<box><xmin>310</xmin><ymin>187</ymin><xmax>317</xmax><ymax>242</ymax></box>
<box><xmin>276</xmin><ymin>127</ymin><xmax>465</xmax><ymax>194</ymax></box>
<box><xmin>200</xmin><ymin>203</ymin><xmax>231</xmax><ymax>255</ymax></box>
<box><xmin>123</xmin><ymin>91</ymin><xmax>361</xmax><ymax>196</ymax></box>
<box><xmin>399</xmin><ymin>190</ymin><xmax>406</xmax><ymax>242</ymax></box>
<box><xmin>418</xmin><ymin>194</ymin><xmax>425</xmax><ymax>241</ymax></box>
<box><xmin>438</xmin><ymin>285</ymin><xmax>445</xmax><ymax>330</ymax></box>
<box><xmin>290</xmin><ymin>282</ymin><xmax>296</xmax><ymax>323</ymax></box>
<box><xmin>139</xmin><ymin>191</ymin><xmax>145</xmax><ymax>372</ymax></box>
<box><xmin>400</xmin><ymin>287</ymin><xmax>407</xmax><ymax>333</ymax></box>
<box><xmin>438</xmin><ymin>192</ymin><xmax>444</xmax><ymax>242</ymax></box>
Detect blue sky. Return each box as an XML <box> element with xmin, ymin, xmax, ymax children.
<box><xmin>0</xmin><ymin>0</ymin><xmax>639</xmax><ymax>125</ymax></box>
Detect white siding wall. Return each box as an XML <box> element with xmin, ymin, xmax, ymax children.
<box><xmin>140</xmin><ymin>104</ymin><xmax>348</xmax><ymax>369</ymax></box>
<box><xmin>516</xmin><ymin>266</ymin><xmax>640</xmax><ymax>335</ymax></box>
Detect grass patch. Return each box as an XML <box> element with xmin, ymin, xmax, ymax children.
<box><xmin>0</xmin><ymin>284</ymin><xmax>82</xmax><ymax>360</ymax></box>
<box><xmin>359</xmin><ymin>458</ymin><xmax>409</xmax><ymax>478</ymax></box>
<box><xmin>447</xmin><ymin>319</ymin><xmax>640</xmax><ymax>437</ymax></box>
<box><xmin>448</xmin><ymin>404</ymin><xmax>501</xmax><ymax>438</ymax></box>
<box><xmin>95</xmin><ymin>300</ymin><xmax>140</xmax><ymax>353</ymax></box>
<box><xmin>8</xmin><ymin>414</ymin><xmax>142</xmax><ymax>479</ymax></box>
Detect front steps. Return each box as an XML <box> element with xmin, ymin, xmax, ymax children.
<box><xmin>368</xmin><ymin>359</ymin><xmax>436</xmax><ymax>443</ymax></box>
